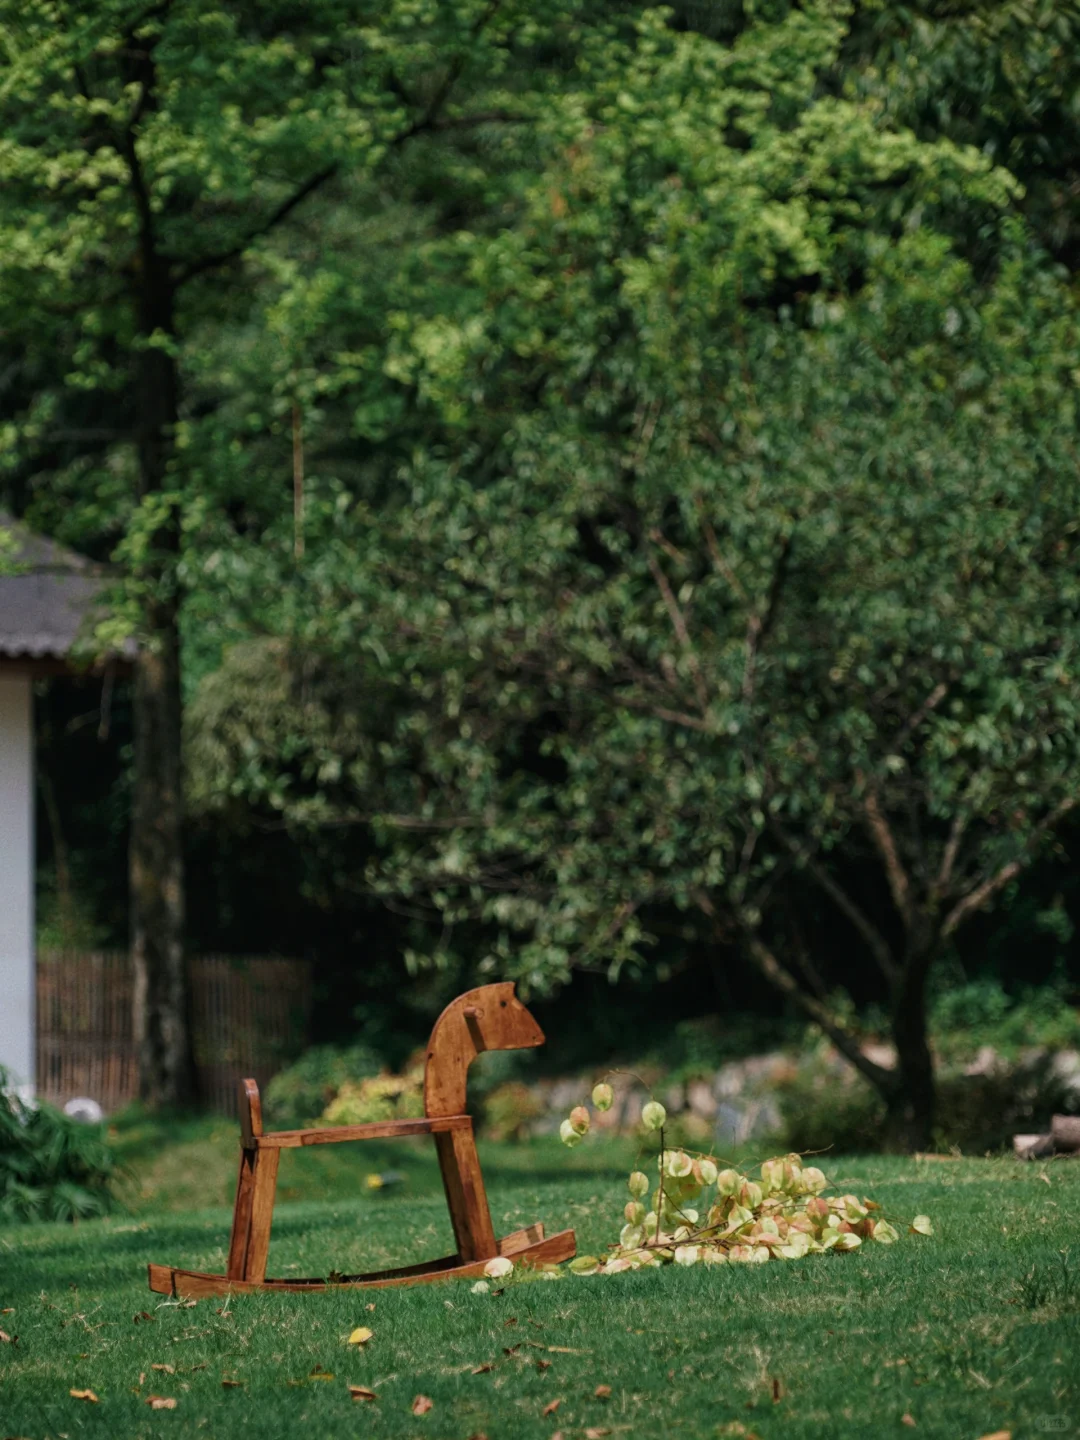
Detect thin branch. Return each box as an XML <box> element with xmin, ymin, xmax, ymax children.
<box><xmin>741</xmin><ymin>532</ymin><xmax>792</xmax><ymax>703</ymax></box>
<box><xmin>174</xmin><ymin>4</ymin><xmax>507</xmax><ymax>289</ymax></box>
<box><xmin>933</xmin><ymin>808</ymin><xmax>968</xmax><ymax>901</ymax></box>
<box><xmin>646</xmin><ymin>548</ymin><xmax>709</xmax><ymax>712</ymax></box>
<box><xmin>788</xmin><ymin>914</ymin><xmax>830</xmax><ymax>1004</ymax></box>
<box><xmin>888</xmin><ymin>680</ymin><xmax>949</xmax><ymax>756</ymax></box>
<box><xmin>941</xmin><ymin>796</ymin><xmax>1078</xmax><ymax>937</ymax></box>
<box><xmin>388</xmin><ymin>0</ymin><xmax>503</xmax><ymax>147</ymax></box>
<box><xmin>771</xmin><ymin>821</ymin><xmax>898</xmax><ymax>985</ymax></box>
<box><xmin>743</xmin><ymin>924</ymin><xmax>893</xmax><ymax>1092</ymax></box>
<box><xmin>692</xmin><ymin>890</ymin><xmax>894</xmax><ymax>1091</ymax></box>
<box><xmin>425</xmin><ymin>109</ymin><xmax>531</xmax><ymax>129</ymax></box>
<box><xmin>743</xmin><ymin>932</ymin><xmax>894</xmax><ymax>1089</ymax></box>
<box><xmin>568</xmin><ymin>900</ymin><xmax>640</xmax><ymax>971</ymax></box>
<box><xmin>695</xmin><ymin>501</ymin><xmax>746</xmax><ymax>600</ymax></box>
<box><xmin>861</xmin><ymin>782</ymin><xmax>914</xmax><ymax>930</ymax></box>
<box><xmin>174</xmin><ymin>165</ymin><xmax>338</xmax><ymax>286</ymax></box>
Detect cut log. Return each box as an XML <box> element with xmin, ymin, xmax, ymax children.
<box><xmin>1050</xmin><ymin>1114</ymin><xmax>1080</xmax><ymax>1152</ymax></box>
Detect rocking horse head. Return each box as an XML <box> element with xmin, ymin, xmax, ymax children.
<box><xmin>424</xmin><ymin>982</ymin><xmax>544</xmax><ymax>1117</ymax></box>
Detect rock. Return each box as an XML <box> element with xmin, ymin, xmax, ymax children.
<box><xmin>714</xmin><ymin>1096</ymin><xmax>782</xmax><ymax>1147</ymax></box>
<box><xmin>63</xmin><ymin>1096</ymin><xmax>104</xmax><ymax>1124</ymax></box>
<box><xmin>964</xmin><ymin>1045</ymin><xmax>1002</xmax><ymax>1078</ymax></box>
<box><xmin>1014</xmin><ymin>1133</ymin><xmax>1054</xmax><ymax>1160</ymax></box>
<box><xmin>687</xmin><ymin>1080</ymin><xmax>717</xmax><ymax>1119</ymax></box>
<box><xmin>1050</xmin><ymin>1114</ymin><xmax>1080</xmax><ymax>1152</ymax></box>
<box><xmin>1049</xmin><ymin>1050</ymin><xmax>1080</xmax><ymax>1104</ymax></box>
<box><xmin>548</xmin><ymin>1079</ymin><xmax>583</xmax><ymax>1112</ymax></box>
<box><xmin>861</xmin><ymin>1044</ymin><xmax>897</xmax><ymax>1071</ymax></box>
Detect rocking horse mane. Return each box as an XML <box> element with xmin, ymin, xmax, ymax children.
<box><xmin>424</xmin><ymin>982</ymin><xmax>544</xmax><ymax>1118</ymax></box>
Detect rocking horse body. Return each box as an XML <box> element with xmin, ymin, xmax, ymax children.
<box><xmin>147</xmin><ymin>983</ymin><xmax>576</xmax><ymax>1297</ymax></box>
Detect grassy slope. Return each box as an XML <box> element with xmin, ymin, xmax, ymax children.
<box><xmin>1</xmin><ymin>1125</ymin><xmax>1078</xmax><ymax>1439</ymax></box>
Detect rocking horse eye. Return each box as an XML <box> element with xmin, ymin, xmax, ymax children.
<box><xmin>500</xmin><ymin>1000</ymin><xmax>507</xmax><ymax>1007</ymax></box>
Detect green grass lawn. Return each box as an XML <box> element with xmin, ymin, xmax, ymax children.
<box><xmin>2</xmin><ymin>1123</ymin><xmax>1079</xmax><ymax>1439</ymax></box>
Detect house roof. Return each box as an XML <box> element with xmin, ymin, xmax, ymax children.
<box><xmin>0</xmin><ymin>514</ymin><xmax>132</xmax><ymax>664</ymax></box>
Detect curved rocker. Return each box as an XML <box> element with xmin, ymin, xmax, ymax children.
<box><xmin>148</xmin><ymin>983</ymin><xmax>575</xmax><ymax>1297</ymax></box>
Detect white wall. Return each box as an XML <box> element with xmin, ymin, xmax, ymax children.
<box><xmin>0</xmin><ymin>673</ymin><xmax>34</xmax><ymax>1090</ymax></box>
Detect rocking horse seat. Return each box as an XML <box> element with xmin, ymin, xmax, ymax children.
<box><xmin>246</xmin><ymin>1112</ymin><xmax>473</xmax><ymax>1148</ymax></box>
<box><xmin>148</xmin><ymin>983</ymin><xmax>576</xmax><ymax>1297</ymax></box>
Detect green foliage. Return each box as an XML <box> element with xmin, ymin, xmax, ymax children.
<box><xmin>263</xmin><ymin>1043</ymin><xmax>383</xmax><ymax>1128</ymax></box>
<box><xmin>7</xmin><ymin>0</ymin><xmax>1080</xmax><ymax>1141</ymax></box>
<box><xmin>932</xmin><ymin>977</ymin><xmax>1080</xmax><ymax>1061</ymax></box>
<box><xmin>0</xmin><ymin>1070</ymin><xmax>115</xmax><ymax>1224</ymax></box>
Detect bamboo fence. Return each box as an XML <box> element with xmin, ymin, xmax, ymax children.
<box><xmin>35</xmin><ymin>949</ymin><xmax>311</xmax><ymax>1114</ymax></box>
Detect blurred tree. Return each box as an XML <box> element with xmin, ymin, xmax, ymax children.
<box><xmin>0</xmin><ymin>0</ymin><xmax>561</xmax><ymax>1103</ymax></box>
<box><xmin>189</xmin><ymin>4</ymin><xmax>1080</xmax><ymax>1149</ymax></box>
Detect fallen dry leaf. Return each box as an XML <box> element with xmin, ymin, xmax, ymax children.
<box><xmin>69</xmin><ymin>1389</ymin><xmax>99</xmax><ymax>1403</ymax></box>
<box><xmin>585</xmin><ymin>1430</ymin><xmax>612</xmax><ymax>1439</ymax></box>
<box><xmin>146</xmin><ymin>1395</ymin><xmax>178</xmax><ymax>1410</ymax></box>
<box><xmin>472</xmin><ymin>1362</ymin><xmax>494</xmax><ymax>1374</ymax></box>
<box><xmin>347</xmin><ymin>1326</ymin><xmax>374</xmax><ymax>1346</ymax></box>
<box><xmin>772</xmin><ymin>1377</ymin><xmax>784</xmax><ymax>1403</ymax></box>
<box><xmin>1</xmin><ymin>1307</ymin><xmax>14</xmax><ymax>1313</ymax></box>
<box><xmin>133</xmin><ymin>1311</ymin><xmax>154</xmax><ymax>1323</ymax></box>
<box><xmin>151</xmin><ymin>1363</ymin><xmax>175</xmax><ymax>1374</ymax></box>
<box><xmin>308</xmin><ymin>1365</ymin><xmax>334</xmax><ymax>1381</ymax></box>
<box><xmin>0</xmin><ymin>1330</ymin><xmax>15</xmax><ymax>1344</ymax></box>
<box><xmin>366</xmin><ymin>1302</ymin><xmax>376</xmax><ymax>1311</ymax></box>
<box><xmin>536</xmin><ymin>1359</ymin><xmax>552</xmax><ymax>1372</ymax></box>
<box><xmin>542</xmin><ymin>1398</ymin><xmax>561</xmax><ymax>1417</ymax></box>
<box><xmin>466</xmin><ymin>1433</ymin><xmax>490</xmax><ymax>1440</ymax></box>
<box><xmin>221</xmin><ymin>1378</ymin><xmax>244</xmax><ymax>1388</ymax></box>
<box><xmin>348</xmin><ymin>1385</ymin><xmax>377</xmax><ymax>1402</ymax></box>
<box><xmin>901</xmin><ymin>1416</ymin><xmax>916</xmax><ymax>1428</ymax></box>
<box><xmin>504</xmin><ymin>1316</ymin><xmax>519</xmax><ymax>1328</ymax></box>
<box><xmin>975</xmin><ymin>1433</ymin><xmax>1011</xmax><ymax>1440</ymax></box>
<box><xmin>412</xmin><ymin>1394</ymin><xmax>434</xmax><ymax>1416</ymax></box>
<box><xmin>594</xmin><ymin>1384</ymin><xmax>612</xmax><ymax>1400</ymax></box>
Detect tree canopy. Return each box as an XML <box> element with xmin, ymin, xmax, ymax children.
<box><xmin>4</xmin><ymin>0</ymin><xmax>1080</xmax><ymax>1142</ymax></box>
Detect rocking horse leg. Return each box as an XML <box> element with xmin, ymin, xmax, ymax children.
<box><xmin>243</xmin><ymin>1148</ymin><xmax>280</xmax><ymax>1282</ymax></box>
<box><xmin>434</xmin><ymin>1126</ymin><xmax>497</xmax><ymax>1262</ymax></box>
<box><xmin>226</xmin><ymin>1076</ymin><xmax>279</xmax><ymax>1283</ymax></box>
<box><xmin>226</xmin><ymin>1146</ymin><xmax>258</xmax><ymax>1280</ymax></box>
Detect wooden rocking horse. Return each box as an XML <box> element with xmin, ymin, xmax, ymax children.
<box><xmin>147</xmin><ymin>983</ymin><xmax>576</xmax><ymax>1297</ymax></box>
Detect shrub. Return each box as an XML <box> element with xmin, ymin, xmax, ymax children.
<box><xmin>931</xmin><ymin>978</ymin><xmax>1080</xmax><ymax>1062</ymax></box>
<box><xmin>483</xmin><ymin>1081</ymin><xmax>545</xmax><ymax>1141</ymax></box>
<box><xmin>322</xmin><ymin>1064</ymin><xmax>425</xmax><ymax>1125</ymax></box>
<box><xmin>0</xmin><ymin>1070</ymin><xmax>114</xmax><ymax>1223</ymax></box>
<box><xmin>263</xmin><ymin>1043</ymin><xmax>383</xmax><ymax>1127</ymax></box>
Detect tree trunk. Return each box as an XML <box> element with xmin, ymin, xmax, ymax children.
<box><xmin>130</xmin><ymin>273</ymin><xmax>193</xmax><ymax>1107</ymax></box>
<box><xmin>882</xmin><ymin>943</ymin><xmax>937</xmax><ymax>1153</ymax></box>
